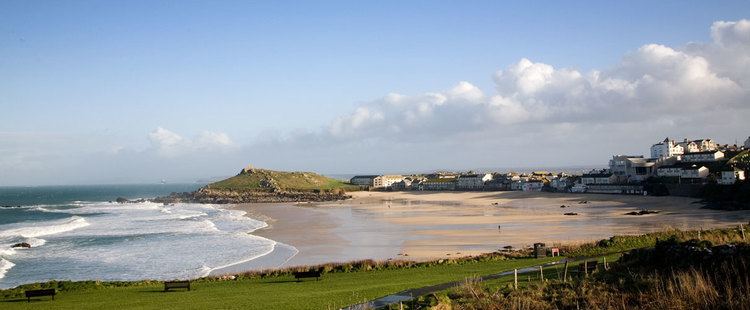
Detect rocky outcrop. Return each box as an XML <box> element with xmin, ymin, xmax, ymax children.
<box><xmin>11</xmin><ymin>242</ymin><xmax>31</xmax><ymax>248</ymax></box>
<box><xmin>152</xmin><ymin>187</ymin><xmax>350</xmax><ymax>204</ymax></box>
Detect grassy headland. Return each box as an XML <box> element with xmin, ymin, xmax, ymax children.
<box><xmin>154</xmin><ymin>167</ymin><xmax>359</xmax><ymax>204</ymax></box>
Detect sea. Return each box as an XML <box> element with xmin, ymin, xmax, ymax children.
<box><xmin>0</xmin><ymin>184</ymin><xmax>287</xmax><ymax>289</ymax></box>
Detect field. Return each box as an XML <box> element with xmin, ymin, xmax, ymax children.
<box><xmin>0</xmin><ymin>257</ymin><xmax>558</xmax><ymax>309</ymax></box>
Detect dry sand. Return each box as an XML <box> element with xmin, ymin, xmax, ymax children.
<box><xmin>231</xmin><ymin>191</ymin><xmax>750</xmax><ymax>267</ymax></box>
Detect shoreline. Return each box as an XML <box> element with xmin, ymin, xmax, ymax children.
<box><xmin>229</xmin><ymin>190</ymin><xmax>750</xmax><ymax>271</ymax></box>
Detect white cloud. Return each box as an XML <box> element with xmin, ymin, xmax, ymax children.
<box><xmin>323</xmin><ymin>20</ymin><xmax>749</xmax><ymax>143</ymax></box>
<box><xmin>148</xmin><ymin>127</ymin><xmax>235</xmax><ymax>157</ymax></box>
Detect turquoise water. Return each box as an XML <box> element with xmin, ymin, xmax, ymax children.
<box><xmin>0</xmin><ymin>184</ymin><xmax>288</xmax><ymax>289</ymax></box>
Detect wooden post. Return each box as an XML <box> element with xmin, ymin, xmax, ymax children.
<box><xmin>539</xmin><ymin>266</ymin><xmax>544</xmax><ymax>282</ymax></box>
<box><xmin>563</xmin><ymin>261</ymin><xmax>569</xmax><ymax>283</ymax></box>
<box><xmin>514</xmin><ymin>269</ymin><xmax>518</xmax><ymax>289</ymax></box>
<box><xmin>584</xmin><ymin>260</ymin><xmax>589</xmax><ymax>277</ymax></box>
<box><xmin>603</xmin><ymin>257</ymin><xmax>608</xmax><ymax>271</ymax></box>
<box><xmin>741</xmin><ymin>224</ymin><xmax>746</xmax><ymax>241</ymax></box>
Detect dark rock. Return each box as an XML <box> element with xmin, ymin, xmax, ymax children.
<box><xmin>564</xmin><ymin>212</ymin><xmax>578</xmax><ymax>216</ymax></box>
<box><xmin>115</xmin><ymin>197</ymin><xmax>129</xmax><ymax>203</ymax></box>
<box><xmin>625</xmin><ymin>209</ymin><xmax>660</xmax><ymax>216</ymax></box>
<box><xmin>151</xmin><ymin>187</ymin><xmax>351</xmax><ymax>204</ymax></box>
<box><xmin>11</xmin><ymin>242</ymin><xmax>31</xmax><ymax>248</ymax></box>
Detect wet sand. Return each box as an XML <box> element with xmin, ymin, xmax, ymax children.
<box><xmin>231</xmin><ymin>191</ymin><xmax>750</xmax><ymax>268</ymax></box>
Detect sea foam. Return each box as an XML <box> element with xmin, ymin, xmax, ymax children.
<box><xmin>0</xmin><ymin>201</ymin><xmax>285</xmax><ymax>289</ymax></box>
<box><xmin>0</xmin><ymin>259</ymin><xmax>14</xmax><ymax>280</ymax></box>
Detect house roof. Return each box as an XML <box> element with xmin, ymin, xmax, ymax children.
<box><xmin>425</xmin><ymin>177</ymin><xmax>457</xmax><ymax>183</ymax></box>
<box><xmin>351</xmin><ymin>175</ymin><xmax>379</xmax><ymax>179</ymax></box>
<box><xmin>582</xmin><ymin>173</ymin><xmax>613</xmax><ymax>178</ymax></box>
<box><xmin>684</xmin><ymin>150</ymin><xmax>723</xmax><ymax>155</ymax></box>
<box><xmin>683</xmin><ymin>166</ymin><xmax>707</xmax><ymax>171</ymax></box>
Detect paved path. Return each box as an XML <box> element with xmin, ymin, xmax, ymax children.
<box><xmin>342</xmin><ymin>259</ymin><xmax>569</xmax><ymax>310</ymax></box>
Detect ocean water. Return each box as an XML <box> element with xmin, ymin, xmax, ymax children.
<box><xmin>0</xmin><ymin>184</ymin><xmax>288</xmax><ymax>289</ymax></box>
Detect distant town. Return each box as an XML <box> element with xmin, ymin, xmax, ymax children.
<box><xmin>349</xmin><ymin>136</ymin><xmax>750</xmax><ymax>196</ymax></box>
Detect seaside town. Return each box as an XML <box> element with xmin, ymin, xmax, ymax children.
<box><xmin>350</xmin><ymin>136</ymin><xmax>750</xmax><ymax>196</ymax></box>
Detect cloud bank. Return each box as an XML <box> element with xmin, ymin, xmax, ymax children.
<box><xmin>324</xmin><ymin>20</ymin><xmax>749</xmax><ymax>143</ymax></box>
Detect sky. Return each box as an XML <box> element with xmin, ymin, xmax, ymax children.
<box><xmin>1</xmin><ymin>1</ymin><xmax>749</xmax><ymax>185</ymax></box>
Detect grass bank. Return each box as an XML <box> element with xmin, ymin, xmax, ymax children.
<box><xmin>0</xmin><ymin>255</ymin><xmax>558</xmax><ymax>309</ymax></box>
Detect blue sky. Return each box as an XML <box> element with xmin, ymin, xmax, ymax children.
<box><xmin>1</xmin><ymin>1</ymin><xmax>749</xmax><ymax>185</ymax></box>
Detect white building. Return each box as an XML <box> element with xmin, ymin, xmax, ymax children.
<box><xmin>373</xmin><ymin>175</ymin><xmax>404</xmax><ymax>188</ymax></box>
<box><xmin>681</xmin><ymin>150</ymin><xmax>725</xmax><ymax>162</ymax></box>
<box><xmin>719</xmin><ymin>169</ymin><xmax>746</xmax><ymax>185</ymax></box>
<box><xmin>656</xmin><ymin>165</ymin><xmax>682</xmax><ymax>177</ymax></box>
<box><xmin>609</xmin><ymin>155</ymin><xmax>657</xmax><ymax>182</ymax></box>
<box><xmin>651</xmin><ymin>138</ymin><xmax>684</xmax><ymax>158</ymax></box>
<box><xmin>677</xmin><ymin>139</ymin><xmax>700</xmax><ymax>153</ymax></box>
<box><xmin>693</xmin><ymin>139</ymin><xmax>718</xmax><ymax>152</ymax></box>
<box><xmin>681</xmin><ymin>166</ymin><xmax>709</xmax><ymax>179</ymax></box>
<box><xmin>581</xmin><ymin>171</ymin><xmax>615</xmax><ymax>185</ymax></box>
<box><xmin>350</xmin><ymin>175</ymin><xmax>378</xmax><ymax>186</ymax></box>
<box><xmin>457</xmin><ymin>173</ymin><xmax>492</xmax><ymax>190</ymax></box>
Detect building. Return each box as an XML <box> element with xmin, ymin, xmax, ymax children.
<box><xmin>391</xmin><ymin>178</ymin><xmax>413</xmax><ymax>190</ymax></box>
<box><xmin>570</xmin><ymin>183</ymin><xmax>587</xmax><ymax>193</ymax></box>
<box><xmin>420</xmin><ymin>177</ymin><xmax>457</xmax><ymax>191</ymax></box>
<box><xmin>692</xmin><ymin>139</ymin><xmax>718</xmax><ymax>152</ymax></box>
<box><xmin>745</xmin><ymin>137</ymin><xmax>750</xmax><ymax>149</ymax></box>
<box><xmin>677</xmin><ymin>139</ymin><xmax>700</xmax><ymax>153</ymax></box>
<box><xmin>651</xmin><ymin>138</ymin><xmax>684</xmax><ymax>158</ymax></box>
<box><xmin>719</xmin><ymin>169</ymin><xmax>746</xmax><ymax>185</ymax></box>
<box><xmin>609</xmin><ymin>155</ymin><xmax>657</xmax><ymax>182</ymax></box>
<box><xmin>456</xmin><ymin>173</ymin><xmax>492</xmax><ymax>190</ymax></box>
<box><xmin>373</xmin><ymin>175</ymin><xmax>404</xmax><ymax>189</ymax></box>
<box><xmin>681</xmin><ymin>150</ymin><xmax>725</xmax><ymax>162</ymax></box>
<box><xmin>550</xmin><ymin>177</ymin><xmax>573</xmax><ymax>192</ymax></box>
<box><xmin>681</xmin><ymin>165</ymin><xmax>709</xmax><ymax>179</ymax></box>
<box><xmin>522</xmin><ymin>181</ymin><xmax>544</xmax><ymax>192</ymax></box>
<box><xmin>510</xmin><ymin>181</ymin><xmax>524</xmax><ymax>191</ymax></box>
<box><xmin>581</xmin><ymin>171</ymin><xmax>615</xmax><ymax>185</ymax></box>
<box><xmin>656</xmin><ymin>165</ymin><xmax>683</xmax><ymax>177</ymax></box>
<box><xmin>350</xmin><ymin>175</ymin><xmax>378</xmax><ymax>186</ymax></box>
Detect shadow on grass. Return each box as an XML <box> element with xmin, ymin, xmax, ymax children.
<box><xmin>2</xmin><ymin>298</ymin><xmax>53</xmax><ymax>303</ymax></box>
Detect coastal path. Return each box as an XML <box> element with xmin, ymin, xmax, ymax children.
<box><xmin>342</xmin><ymin>255</ymin><xmax>617</xmax><ymax>310</ymax></box>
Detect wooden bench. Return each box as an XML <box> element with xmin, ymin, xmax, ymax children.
<box><xmin>293</xmin><ymin>270</ymin><xmax>322</xmax><ymax>282</ymax></box>
<box><xmin>164</xmin><ymin>280</ymin><xmax>191</xmax><ymax>292</ymax></box>
<box><xmin>577</xmin><ymin>260</ymin><xmax>599</xmax><ymax>276</ymax></box>
<box><xmin>25</xmin><ymin>289</ymin><xmax>55</xmax><ymax>302</ymax></box>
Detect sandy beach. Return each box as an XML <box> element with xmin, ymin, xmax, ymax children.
<box><xmin>231</xmin><ymin>191</ymin><xmax>750</xmax><ymax>268</ymax></box>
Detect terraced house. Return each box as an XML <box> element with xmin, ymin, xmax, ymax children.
<box><xmin>456</xmin><ymin>173</ymin><xmax>492</xmax><ymax>190</ymax></box>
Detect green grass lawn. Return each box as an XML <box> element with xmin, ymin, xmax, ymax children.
<box><xmin>1</xmin><ymin>257</ymin><xmax>559</xmax><ymax>310</ymax></box>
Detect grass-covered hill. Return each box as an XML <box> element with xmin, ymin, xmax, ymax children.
<box><xmin>207</xmin><ymin>167</ymin><xmax>358</xmax><ymax>192</ymax></box>
<box><xmin>154</xmin><ymin>167</ymin><xmax>359</xmax><ymax>203</ymax></box>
